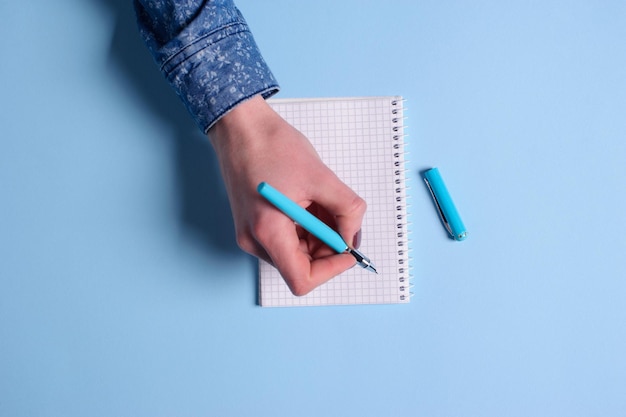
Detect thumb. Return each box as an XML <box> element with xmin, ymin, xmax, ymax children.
<box><xmin>255</xmin><ymin>216</ymin><xmax>356</xmax><ymax>296</ymax></box>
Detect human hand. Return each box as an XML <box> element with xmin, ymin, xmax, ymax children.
<box><xmin>208</xmin><ymin>95</ymin><xmax>366</xmax><ymax>296</ymax></box>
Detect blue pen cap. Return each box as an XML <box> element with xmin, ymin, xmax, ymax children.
<box><xmin>423</xmin><ymin>167</ymin><xmax>467</xmax><ymax>241</ymax></box>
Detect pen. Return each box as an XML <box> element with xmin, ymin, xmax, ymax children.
<box><xmin>257</xmin><ymin>182</ymin><xmax>377</xmax><ymax>273</ymax></box>
<box><xmin>423</xmin><ymin>167</ymin><xmax>468</xmax><ymax>241</ymax></box>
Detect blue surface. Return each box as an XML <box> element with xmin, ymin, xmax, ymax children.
<box><xmin>2</xmin><ymin>0</ymin><xmax>625</xmax><ymax>416</ymax></box>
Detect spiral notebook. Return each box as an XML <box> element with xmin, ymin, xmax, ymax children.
<box><xmin>259</xmin><ymin>96</ymin><xmax>410</xmax><ymax>307</ymax></box>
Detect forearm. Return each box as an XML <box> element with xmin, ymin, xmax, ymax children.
<box><xmin>133</xmin><ymin>0</ymin><xmax>279</xmax><ymax>133</ymax></box>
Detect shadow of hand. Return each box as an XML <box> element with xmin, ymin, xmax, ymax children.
<box><xmin>96</xmin><ymin>0</ymin><xmax>241</xmax><ymax>257</ymax></box>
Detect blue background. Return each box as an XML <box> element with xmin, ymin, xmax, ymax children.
<box><xmin>2</xmin><ymin>0</ymin><xmax>625</xmax><ymax>415</ymax></box>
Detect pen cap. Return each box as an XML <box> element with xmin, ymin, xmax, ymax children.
<box><xmin>424</xmin><ymin>167</ymin><xmax>467</xmax><ymax>241</ymax></box>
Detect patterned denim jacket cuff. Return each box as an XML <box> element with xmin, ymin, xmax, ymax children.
<box><xmin>160</xmin><ymin>22</ymin><xmax>280</xmax><ymax>134</ymax></box>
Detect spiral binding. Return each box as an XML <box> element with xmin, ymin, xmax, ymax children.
<box><xmin>391</xmin><ymin>98</ymin><xmax>411</xmax><ymax>302</ymax></box>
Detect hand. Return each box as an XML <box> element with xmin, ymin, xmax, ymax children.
<box><xmin>208</xmin><ymin>95</ymin><xmax>366</xmax><ymax>296</ymax></box>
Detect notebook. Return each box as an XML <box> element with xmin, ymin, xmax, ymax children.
<box><xmin>259</xmin><ymin>96</ymin><xmax>410</xmax><ymax>307</ymax></box>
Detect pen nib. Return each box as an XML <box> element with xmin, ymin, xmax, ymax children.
<box><xmin>347</xmin><ymin>248</ymin><xmax>378</xmax><ymax>274</ymax></box>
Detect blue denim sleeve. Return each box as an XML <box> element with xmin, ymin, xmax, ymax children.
<box><xmin>134</xmin><ymin>0</ymin><xmax>280</xmax><ymax>133</ymax></box>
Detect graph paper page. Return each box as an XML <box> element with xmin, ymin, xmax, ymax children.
<box><xmin>259</xmin><ymin>97</ymin><xmax>409</xmax><ymax>307</ymax></box>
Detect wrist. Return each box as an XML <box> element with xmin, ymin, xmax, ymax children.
<box><xmin>207</xmin><ymin>94</ymin><xmax>290</xmax><ymax>197</ymax></box>
<box><xmin>208</xmin><ymin>95</ymin><xmax>279</xmax><ymax>149</ymax></box>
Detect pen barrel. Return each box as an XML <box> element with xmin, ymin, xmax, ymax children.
<box><xmin>424</xmin><ymin>168</ymin><xmax>467</xmax><ymax>241</ymax></box>
<box><xmin>258</xmin><ymin>182</ymin><xmax>349</xmax><ymax>253</ymax></box>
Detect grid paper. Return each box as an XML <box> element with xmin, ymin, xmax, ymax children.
<box><xmin>259</xmin><ymin>97</ymin><xmax>409</xmax><ymax>307</ymax></box>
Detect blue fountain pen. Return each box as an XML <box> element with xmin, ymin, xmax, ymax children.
<box><xmin>257</xmin><ymin>182</ymin><xmax>377</xmax><ymax>273</ymax></box>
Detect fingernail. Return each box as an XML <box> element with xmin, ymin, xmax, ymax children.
<box><xmin>352</xmin><ymin>230</ymin><xmax>362</xmax><ymax>249</ymax></box>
